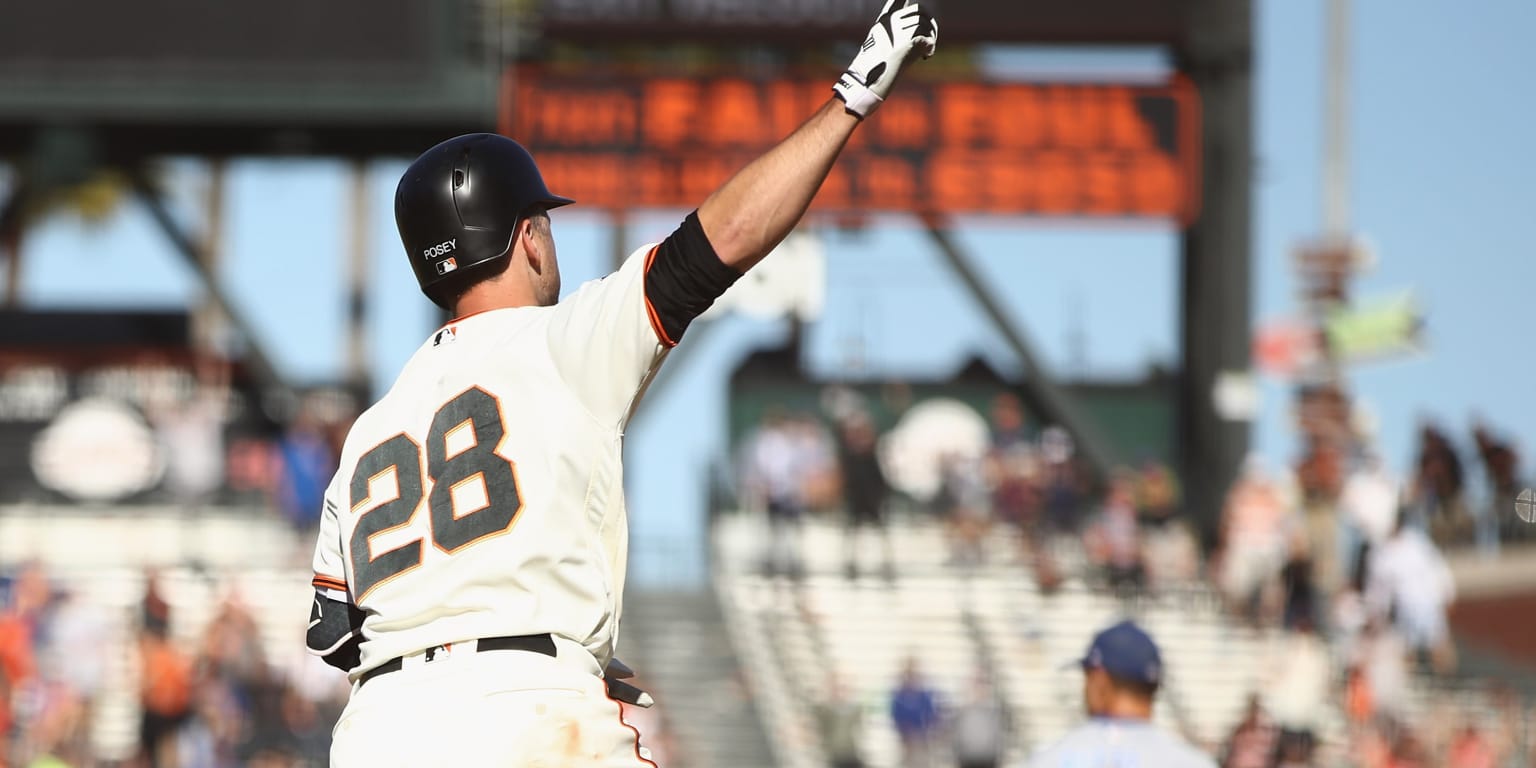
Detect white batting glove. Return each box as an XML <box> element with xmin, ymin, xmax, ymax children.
<box><xmin>833</xmin><ymin>0</ymin><xmax>939</xmax><ymax>119</ymax></box>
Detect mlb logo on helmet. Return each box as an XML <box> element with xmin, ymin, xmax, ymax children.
<box><xmin>435</xmin><ymin>258</ymin><xmax>458</xmax><ymax>276</ymax></box>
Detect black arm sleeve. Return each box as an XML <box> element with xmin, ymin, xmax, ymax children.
<box><xmin>644</xmin><ymin>211</ymin><xmax>742</xmax><ymax>346</ymax></box>
<box><xmin>306</xmin><ymin>590</ymin><xmax>365</xmax><ymax>673</ymax></box>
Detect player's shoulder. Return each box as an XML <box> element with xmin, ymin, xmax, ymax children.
<box><xmin>543</xmin><ymin>242</ymin><xmax>660</xmax><ymax>330</ymax></box>
<box><xmin>1026</xmin><ymin>721</ymin><xmax>1215</xmax><ymax>768</ymax></box>
<box><xmin>333</xmin><ymin>394</ymin><xmax>403</xmax><ymax>465</ymax></box>
<box><xmin>1024</xmin><ymin>722</ymin><xmax>1099</xmax><ymax>765</ymax></box>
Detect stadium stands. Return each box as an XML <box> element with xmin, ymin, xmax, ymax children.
<box><xmin>713</xmin><ymin>513</ymin><xmax>1362</xmax><ymax>767</ymax></box>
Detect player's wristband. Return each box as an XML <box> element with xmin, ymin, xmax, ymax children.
<box><xmin>832</xmin><ymin>73</ymin><xmax>883</xmax><ymax>119</ymax></box>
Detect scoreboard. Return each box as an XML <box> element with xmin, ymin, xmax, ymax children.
<box><xmin>506</xmin><ymin>69</ymin><xmax>1200</xmax><ymax>220</ymax></box>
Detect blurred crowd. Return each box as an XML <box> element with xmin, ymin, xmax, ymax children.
<box><xmin>817</xmin><ymin>662</ymin><xmax>1007</xmax><ymax>768</ymax></box>
<box><xmin>734</xmin><ymin>388</ymin><xmax>1534</xmax><ymax>768</ymax></box>
<box><xmin>1210</xmin><ymin>412</ymin><xmax>1532</xmax><ymax>768</ymax></box>
<box><xmin>142</xmin><ymin>356</ymin><xmax>349</xmax><ymax>535</ymax></box>
<box><xmin>0</xmin><ymin>563</ymin><xmax>346</xmax><ymax>768</ymax></box>
<box><xmin>735</xmin><ymin>391</ymin><xmax>1208</xmax><ymax>595</ymax></box>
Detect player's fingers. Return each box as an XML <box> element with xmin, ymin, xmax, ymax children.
<box><xmin>915</xmin><ymin>9</ymin><xmax>936</xmax><ymax>39</ymax></box>
<box><xmin>878</xmin><ymin>0</ymin><xmax>900</xmax><ymax>18</ymax></box>
<box><xmin>919</xmin><ymin>15</ymin><xmax>938</xmax><ymax>57</ymax></box>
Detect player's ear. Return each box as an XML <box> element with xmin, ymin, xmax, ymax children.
<box><xmin>518</xmin><ymin>215</ymin><xmax>545</xmax><ymax>275</ymax></box>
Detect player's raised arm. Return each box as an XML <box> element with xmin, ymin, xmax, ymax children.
<box><xmin>697</xmin><ymin>0</ymin><xmax>937</xmax><ymax>273</ymax></box>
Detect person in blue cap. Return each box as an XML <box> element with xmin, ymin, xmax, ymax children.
<box><xmin>1023</xmin><ymin>620</ymin><xmax>1216</xmax><ymax>768</ymax></box>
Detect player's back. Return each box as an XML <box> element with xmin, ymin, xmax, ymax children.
<box><xmin>329</xmin><ymin>303</ymin><xmax>633</xmax><ymax>674</ymax></box>
<box><xmin>1025</xmin><ymin>719</ymin><xmax>1217</xmax><ymax>768</ymax></box>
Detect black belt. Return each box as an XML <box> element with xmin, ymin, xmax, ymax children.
<box><xmin>358</xmin><ymin>633</ymin><xmax>556</xmax><ymax>687</ymax></box>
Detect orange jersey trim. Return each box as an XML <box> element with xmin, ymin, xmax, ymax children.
<box><xmin>441</xmin><ymin>307</ymin><xmax>499</xmax><ymax>328</ymax></box>
<box><xmin>607</xmin><ymin>688</ymin><xmax>660</xmax><ymax>768</ymax></box>
<box><xmin>312</xmin><ymin>574</ymin><xmax>348</xmax><ymax>591</ymax></box>
<box><xmin>641</xmin><ymin>245</ymin><xmax>678</xmax><ymax>349</ymax></box>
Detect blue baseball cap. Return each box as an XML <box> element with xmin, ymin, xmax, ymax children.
<box><xmin>1077</xmin><ymin>620</ymin><xmax>1163</xmax><ymax>686</ymax></box>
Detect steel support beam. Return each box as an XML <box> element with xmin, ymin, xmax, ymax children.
<box><xmin>127</xmin><ymin>167</ymin><xmax>296</xmax><ymax>408</ymax></box>
<box><xmin>0</xmin><ymin>179</ymin><xmax>29</xmax><ymax>308</ymax></box>
<box><xmin>1176</xmin><ymin>0</ymin><xmax>1254</xmax><ymax>548</ymax></box>
<box><xmin>345</xmin><ymin>159</ymin><xmax>372</xmax><ymax>401</ymax></box>
<box><xmin>923</xmin><ymin>216</ymin><xmax>1117</xmax><ymax>477</ymax></box>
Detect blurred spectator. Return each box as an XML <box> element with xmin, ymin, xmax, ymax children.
<box><xmin>1343</xmin><ymin>665</ymin><xmax>1374</xmax><ymax>727</ymax></box>
<box><xmin>1413</xmin><ymin>422</ymin><xmax>1472</xmax><ymax>546</ymax></box>
<box><xmin>149</xmin><ymin>355</ymin><xmax>230</xmax><ymax>513</ymax></box>
<box><xmin>741</xmin><ymin>409</ymin><xmax>824</xmax><ymax>578</ymax></box>
<box><xmin>818</xmin><ymin>677</ymin><xmax>865</xmax><ymax>768</ymax></box>
<box><xmin>1136</xmin><ymin>461</ymin><xmax>1199</xmax><ymax>587</ymax></box>
<box><xmin>1026</xmin><ymin>621</ymin><xmax>1214</xmax><ymax>768</ymax></box>
<box><xmin>1366</xmin><ymin>513</ymin><xmax>1457</xmax><ymax>674</ymax></box>
<box><xmin>1390</xmin><ymin>726</ymin><xmax>1431</xmax><ymax>768</ymax></box>
<box><xmin>1261</xmin><ymin>614</ymin><xmax>1330</xmax><ymax>763</ymax></box>
<box><xmin>988</xmin><ymin>394</ymin><xmax>1031</xmax><ymax>452</ymax></box>
<box><xmin>950</xmin><ymin>674</ymin><xmax>1006</xmax><ymax>768</ymax></box>
<box><xmin>1348</xmin><ymin>719</ymin><xmax>1393</xmax><ymax>768</ymax></box>
<box><xmin>1040</xmin><ymin>428</ymin><xmax>1086</xmax><ymax>534</ymax></box>
<box><xmin>834</xmin><ymin>414</ymin><xmax>894</xmax><ymax>582</ymax></box>
<box><xmin>1339</xmin><ymin>453</ymin><xmax>1399</xmax><ymax>588</ymax></box>
<box><xmin>792</xmin><ymin>413</ymin><xmax>840</xmax><ymax>511</ymax></box>
<box><xmin>139</xmin><ymin>622</ymin><xmax>194</xmax><ymax>767</ymax></box>
<box><xmin>889</xmin><ymin>658</ymin><xmax>941</xmax><ymax>768</ymax></box>
<box><xmin>141</xmin><ymin>569</ymin><xmax>171</xmax><ymax>638</ymax></box>
<box><xmin>1447</xmin><ymin>723</ymin><xmax>1497</xmax><ymax>768</ymax></box>
<box><xmin>936</xmin><ymin>452</ymin><xmax>991</xmax><ymax>568</ymax></box>
<box><xmin>1471</xmin><ymin>421</ymin><xmax>1524</xmax><ymax>545</ymax></box>
<box><xmin>0</xmin><ymin>563</ymin><xmax>45</xmax><ymax>687</ymax></box>
<box><xmin>1219</xmin><ymin>459</ymin><xmax>1292</xmax><ymax>627</ymax></box>
<box><xmin>1295</xmin><ymin>437</ymin><xmax>1345</xmax><ymax>601</ymax></box>
<box><xmin>198</xmin><ymin>590</ymin><xmax>267</xmax><ymax>691</ymax></box>
<box><xmin>1221</xmin><ymin>695</ymin><xmax>1278</xmax><ymax>768</ymax></box>
<box><xmin>1353</xmin><ymin>618</ymin><xmax>1410</xmax><ymax>723</ymax></box>
<box><xmin>1136</xmin><ymin>460</ymin><xmax>1181</xmax><ymax>528</ymax></box>
<box><xmin>37</xmin><ymin>588</ymin><xmax>106</xmax><ymax>757</ymax></box>
<box><xmin>0</xmin><ymin>563</ymin><xmax>47</xmax><ymax>763</ymax></box>
<box><xmin>178</xmin><ymin>677</ymin><xmax>245</xmax><ymax>768</ymax></box>
<box><xmin>987</xmin><ymin>448</ymin><xmax>1040</xmax><ymax>532</ymax></box>
<box><xmin>1085</xmin><ymin>472</ymin><xmax>1145</xmax><ymax>594</ymax></box>
<box><xmin>273</xmin><ymin>401</ymin><xmax>337</xmax><ymax>533</ymax></box>
<box><xmin>1275</xmin><ymin>733</ymin><xmax>1316</xmax><ymax>768</ymax></box>
<box><xmin>984</xmin><ymin>395</ymin><xmax>1041</xmax><ymax>545</ymax></box>
<box><xmin>1278</xmin><ymin>537</ymin><xmax>1318</xmax><ymax>631</ymax></box>
<box><xmin>282</xmin><ymin>682</ymin><xmax>334</xmax><ymax>761</ymax></box>
<box><xmin>235</xmin><ymin>666</ymin><xmax>302</xmax><ymax>765</ymax></box>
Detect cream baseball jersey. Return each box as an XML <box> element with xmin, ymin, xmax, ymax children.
<box><xmin>310</xmin><ymin>243</ymin><xmax>669</xmax><ymax>678</ymax></box>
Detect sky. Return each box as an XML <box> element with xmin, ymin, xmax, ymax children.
<box><xmin>11</xmin><ymin>0</ymin><xmax>1536</xmax><ymax>585</ymax></box>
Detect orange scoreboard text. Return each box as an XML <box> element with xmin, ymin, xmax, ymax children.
<box><xmin>502</xmin><ymin>67</ymin><xmax>1201</xmax><ymax>222</ymax></box>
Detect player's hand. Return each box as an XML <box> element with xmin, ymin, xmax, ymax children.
<box><xmin>832</xmin><ymin>0</ymin><xmax>939</xmax><ymax>119</ymax></box>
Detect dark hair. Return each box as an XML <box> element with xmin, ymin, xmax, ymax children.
<box><xmin>432</xmin><ymin>205</ymin><xmax>548</xmax><ymax>311</ymax></box>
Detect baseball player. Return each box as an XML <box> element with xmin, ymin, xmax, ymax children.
<box><xmin>1022</xmin><ymin>620</ymin><xmax>1216</xmax><ymax>768</ymax></box>
<box><xmin>304</xmin><ymin>2</ymin><xmax>937</xmax><ymax>765</ymax></box>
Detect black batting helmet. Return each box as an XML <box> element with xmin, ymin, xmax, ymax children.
<box><xmin>395</xmin><ymin>133</ymin><xmax>574</xmax><ymax>308</ymax></box>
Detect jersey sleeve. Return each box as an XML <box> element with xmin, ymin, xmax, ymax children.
<box><xmin>546</xmin><ymin>213</ymin><xmax>741</xmax><ymax>427</ymax></box>
<box><xmin>545</xmin><ymin>243</ymin><xmax>670</xmax><ymax>427</ymax></box>
<box><xmin>306</xmin><ymin>474</ymin><xmax>365</xmax><ymax>672</ymax></box>
<box><xmin>309</xmin><ymin>475</ymin><xmax>349</xmax><ymax>597</ymax></box>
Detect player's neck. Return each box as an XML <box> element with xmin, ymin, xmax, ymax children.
<box><xmin>452</xmin><ymin>280</ymin><xmax>541</xmax><ymax>319</ymax></box>
<box><xmin>1097</xmin><ymin>695</ymin><xmax>1154</xmax><ymax>721</ymax></box>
